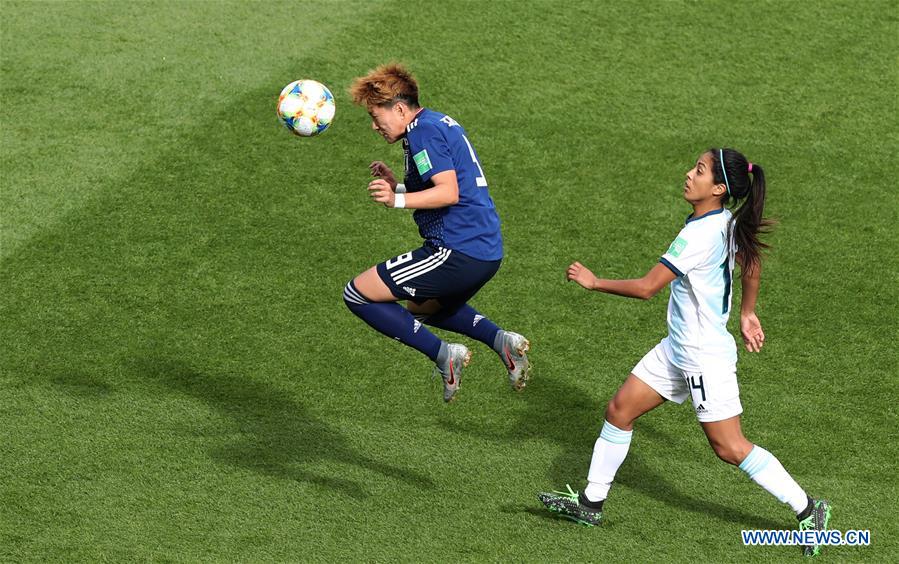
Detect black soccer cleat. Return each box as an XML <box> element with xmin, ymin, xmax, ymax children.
<box><xmin>537</xmin><ymin>485</ymin><xmax>603</xmax><ymax>526</ymax></box>
<box><xmin>798</xmin><ymin>498</ymin><xmax>832</xmax><ymax>557</ymax></box>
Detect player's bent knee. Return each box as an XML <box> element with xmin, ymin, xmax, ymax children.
<box><xmin>343</xmin><ymin>280</ymin><xmax>370</xmax><ymax>310</ymax></box>
<box><xmin>604</xmin><ymin>397</ymin><xmax>634</xmax><ymax>429</ymax></box>
<box><xmin>352</xmin><ymin>267</ymin><xmax>398</xmax><ymax>303</ymax></box>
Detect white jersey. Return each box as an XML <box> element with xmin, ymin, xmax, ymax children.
<box><xmin>659</xmin><ymin>208</ymin><xmax>737</xmax><ymax>370</ymax></box>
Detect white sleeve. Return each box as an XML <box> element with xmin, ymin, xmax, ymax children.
<box><xmin>660</xmin><ymin>226</ymin><xmax>711</xmax><ymax>277</ymax></box>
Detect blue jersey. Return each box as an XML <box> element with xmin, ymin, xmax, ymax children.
<box><xmin>402</xmin><ymin>108</ymin><xmax>503</xmax><ymax>261</ymax></box>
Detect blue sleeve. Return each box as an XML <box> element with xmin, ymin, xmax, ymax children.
<box><xmin>408</xmin><ymin>122</ymin><xmax>454</xmax><ymax>183</ymax></box>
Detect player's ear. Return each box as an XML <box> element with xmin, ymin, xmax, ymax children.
<box><xmin>712</xmin><ymin>183</ymin><xmax>727</xmax><ymax>197</ymax></box>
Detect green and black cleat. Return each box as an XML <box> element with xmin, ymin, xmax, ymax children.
<box><xmin>799</xmin><ymin>498</ymin><xmax>832</xmax><ymax>557</ymax></box>
<box><xmin>537</xmin><ymin>485</ymin><xmax>603</xmax><ymax>526</ymax></box>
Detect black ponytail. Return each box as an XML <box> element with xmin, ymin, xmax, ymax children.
<box><xmin>709</xmin><ymin>148</ymin><xmax>774</xmax><ymax>274</ymax></box>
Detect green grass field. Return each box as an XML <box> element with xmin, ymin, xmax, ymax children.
<box><xmin>2</xmin><ymin>0</ymin><xmax>897</xmax><ymax>561</ymax></box>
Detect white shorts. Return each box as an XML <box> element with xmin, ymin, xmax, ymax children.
<box><xmin>632</xmin><ymin>340</ymin><xmax>743</xmax><ymax>423</ymax></box>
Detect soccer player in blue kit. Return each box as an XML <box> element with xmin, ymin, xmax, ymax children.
<box><xmin>344</xmin><ymin>64</ymin><xmax>531</xmax><ymax>403</ymax></box>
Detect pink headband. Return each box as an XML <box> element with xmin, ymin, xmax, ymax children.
<box><xmin>748</xmin><ymin>163</ymin><xmax>754</xmax><ymax>173</ymax></box>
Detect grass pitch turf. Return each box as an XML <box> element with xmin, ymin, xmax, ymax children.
<box><xmin>2</xmin><ymin>0</ymin><xmax>897</xmax><ymax>561</ymax></box>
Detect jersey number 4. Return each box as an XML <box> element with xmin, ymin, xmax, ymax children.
<box><xmin>689</xmin><ymin>375</ymin><xmax>707</xmax><ymax>402</ymax></box>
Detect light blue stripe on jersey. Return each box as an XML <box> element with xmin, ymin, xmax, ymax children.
<box><xmin>739</xmin><ymin>445</ymin><xmax>772</xmax><ymax>477</ymax></box>
<box><xmin>599</xmin><ymin>420</ymin><xmax>633</xmax><ymax>444</ymax></box>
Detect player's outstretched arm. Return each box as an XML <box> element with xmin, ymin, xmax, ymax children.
<box><xmin>736</xmin><ymin>251</ymin><xmax>765</xmax><ymax>352</ymax></box>
<box><xmin>567</xmin><ymin>262</ymin><xmax>676</xmax><ymax>300</ymax></box>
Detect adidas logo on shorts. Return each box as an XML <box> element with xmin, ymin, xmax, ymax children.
<box><xmin>403</xmin><ymin>286</ymin><xmax>417</xmax><ymax>296</ymax></box>
<box><xmin>696</xmin><ymin>404</ymin><xmax>708</xmax><ymax>414</ymax></box>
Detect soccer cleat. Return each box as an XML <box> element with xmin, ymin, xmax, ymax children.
<box><xmin>435</xmin><ymin>343</ymin><xmax>471</xmax><ymax>403</ymax></box>
<box><xmin>798</xmin><ymin>499</ymin><xmax>832</xmax><ymax>557</ymax></box>
<box><xmin>537</xmin><ymin>485</ymin><xmax>603</xmax><ymax>526</ymax></box>
<box><xmin>498</xmin><ymin>331</ymin><xmax>531</xmax><ymax>390</ymax></box>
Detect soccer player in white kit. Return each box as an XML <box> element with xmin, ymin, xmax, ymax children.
<box><xmin>538</xmin><ymin>148</ymin><xmax>831</xmax><ymax>557</ymax></box>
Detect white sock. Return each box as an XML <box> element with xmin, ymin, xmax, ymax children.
<box><xmin>584</xmin><ymin>420</ymin><xmax>633</xmax><ymax>502</ymax></box>
<box><xmin>740</xmin><ymin>445</ymin><xmax>809</xmax><ymax>514</ymax></box>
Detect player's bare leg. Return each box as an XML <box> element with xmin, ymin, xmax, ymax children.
<box><xmin>353</xmin><ymin>266</ymin><xmax>399</xmax><ymax>303</ymax></box>
<box><xmin>699</xmin><ymin>415</ymin><xmax>753</xmax><ymax>465</ymax></box>
<box><xmin>605</xmin><ymin>374</ymin><xmax>666</xmax><ymax>430</ymax></box>
<box><xmin>702</xmin><ymin>416</ymin><xmax>830</xmax><ymax>556</ymax></box>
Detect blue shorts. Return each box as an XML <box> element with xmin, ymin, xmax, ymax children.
<box><xmin>376</xmin><ymin>245</ymin><xmax>501</xmax><ymax>306</ymax></box>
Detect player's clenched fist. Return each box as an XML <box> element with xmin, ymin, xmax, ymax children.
<box><xmin>368</xmin><ymin>178</ymin><xmax>395</xmax><ymax>207</ymax></box>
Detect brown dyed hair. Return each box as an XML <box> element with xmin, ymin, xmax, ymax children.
<box><xmin>349</xmin><ymin>63</ymin><xmax>420</xmax><ymax>109</ymax></box>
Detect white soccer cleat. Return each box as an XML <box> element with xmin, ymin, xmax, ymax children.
<box><xmin>498</xmin><ymin>331</ymin><xmax>531</xmax><ymax>390</ymax></box>
<box><xmin>436</xmin><ymin>344</ymin><xmax>471</xmax><ymax>403</ymax></box>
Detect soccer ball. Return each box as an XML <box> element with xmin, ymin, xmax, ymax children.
<box><xmin>277</xmin><ymin>79</ymin><xmax>335</xmax><ymax>137</ymax></box>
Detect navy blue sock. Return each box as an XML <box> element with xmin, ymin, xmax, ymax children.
<box><xmin>343</xmin><ymin>281</ymin><xmax>443</xmax><ymax>361</ymax></box>
<box><xmin>423</xmin><ymin>303</ymin><xmax>501</xmax><ymax>350</ymax></box>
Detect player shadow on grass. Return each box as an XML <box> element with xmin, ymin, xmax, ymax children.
<box><xmin>442</xmin><ymin>374</ymin><xmax>783</xmax><ymax>530</ymax></box>
<box><xmin>136</xmin><ymin>357</ymin><xmax>434</xmax><ymax>500</ymax></box>
<box><xmin>49</xmin><ymin>370</ymin><xmax>115</xmax><ymax>397</ymax></box>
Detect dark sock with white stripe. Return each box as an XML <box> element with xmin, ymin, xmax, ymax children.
<box><xmin>343</xmin><ymin>281</ymin><xmax>443</xmax><ymax>361</ymax></box>
<box><xmin>423</xmin><ymin>303</ymin><xmax>501</xmax><ymax>349</ymax></box>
